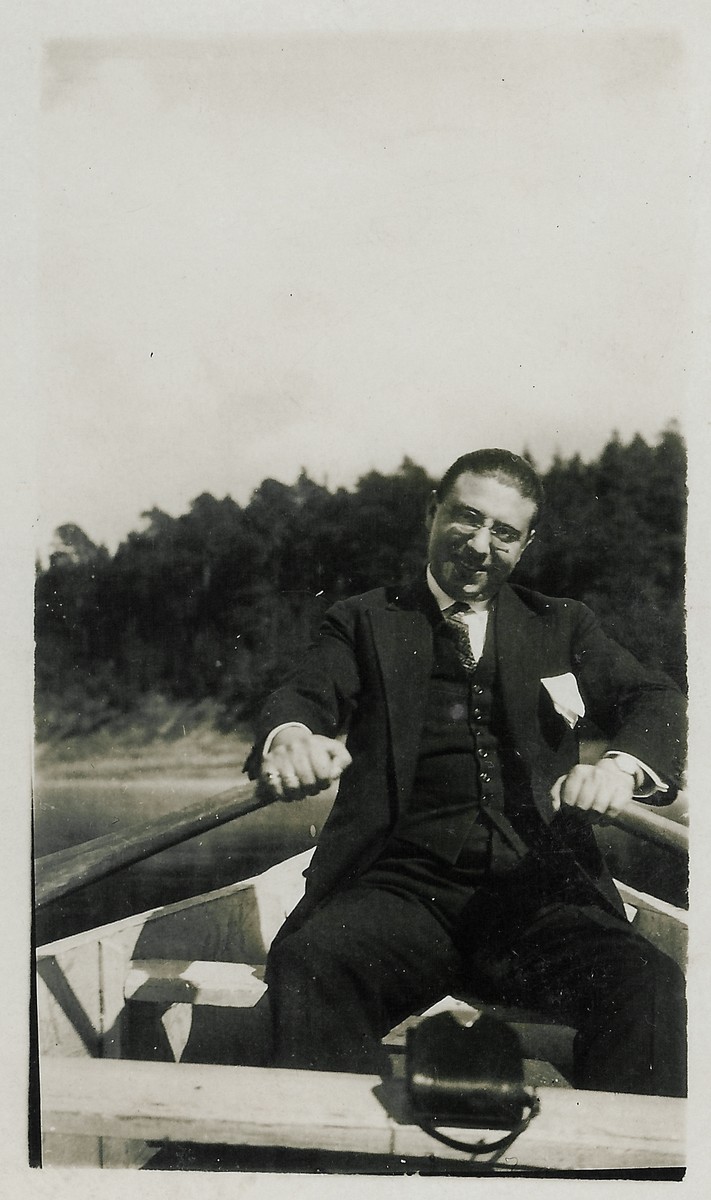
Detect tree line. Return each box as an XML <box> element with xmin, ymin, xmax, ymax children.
<box><xmin>35</xmin><ymin>428</ymin><xmax>686</xmax><ymax>739</ymax></box>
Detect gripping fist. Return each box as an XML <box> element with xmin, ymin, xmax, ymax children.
<box><xmin>551</xmin><ymin>758</ymin><xmax>635</xmax><ymax>818</ymax></box>
<box><xmin>259</xmin><ymin>728</ymin><xmax>352</xmax><ymax>802</ymax></box>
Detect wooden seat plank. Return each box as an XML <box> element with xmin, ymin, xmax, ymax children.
<box><xmin>125</xmin><ymin>960</ymin><xmax>267</xmax><ymax>1008</ymax></box>
<box><xmin>40</xmin><ymin>1057</ymin><xmax>685</xmax><ymax>1171</ymax></box>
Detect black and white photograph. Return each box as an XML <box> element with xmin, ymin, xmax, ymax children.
<box><xmin>9</xmin><ymin>0</ymin><xmax>710</xmax><ymax>1189</ymax></box>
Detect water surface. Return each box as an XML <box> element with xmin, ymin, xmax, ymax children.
<box><xmin>34</xmin><ymin>773</ymin><xmax>332</xmax><ymax>945</ymax></box>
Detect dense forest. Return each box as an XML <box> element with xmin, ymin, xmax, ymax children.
<box><xmin>35</xmin><ymin>428</ymin><xmax>686</xmax><ymax>740</ymax></box>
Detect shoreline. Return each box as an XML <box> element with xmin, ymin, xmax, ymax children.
<box><xmin>34</xmin><ymin>695</ymin><xmax>253</xmax><ymax>781</ymax></box>
<box><xmin>34</xmin><ymin>747</ymin><xmax>248</xmax><ymax>782</ymax></box>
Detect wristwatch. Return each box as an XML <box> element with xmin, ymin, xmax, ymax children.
<box><xmin>603</xmin><ymin>752</ymin><xmax>642</xmax><ymax>790</ymax></box>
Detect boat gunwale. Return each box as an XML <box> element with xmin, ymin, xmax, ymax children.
<box><xmin>37</xmin><ymin>847</ymin><xmax>687</xmax><ymax>959</ymax></box>
<box><xmin>36</xmin><ymin>848</ymin><xmax>315</xmax><ymax>956</ymax></box>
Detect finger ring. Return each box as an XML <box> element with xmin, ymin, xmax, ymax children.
<box><xmin>265</xmin><ymin>771</ymin><xmax>279</xmax><ymax>782</ymax></box>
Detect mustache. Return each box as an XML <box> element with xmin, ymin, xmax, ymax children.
<box><xmin>455</xmin><ymin>552</ymin><xmax>492</xmax><ymax>568</ymax></box>
<box><xmin>454</xmin><ymin>553</ymin><xmax>507</xmax><ymax>576</ymax></box>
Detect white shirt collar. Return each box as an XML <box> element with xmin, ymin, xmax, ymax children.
<box><xmin>426</xmin><ymin>565</ymin><xmax>490</xmax><ymax>615</ymax></box>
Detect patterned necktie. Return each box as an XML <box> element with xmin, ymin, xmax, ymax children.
<box><xmin>443</xmin><ymin>602</ymin><xmax>478</xmax><ymax>673</ymax></box>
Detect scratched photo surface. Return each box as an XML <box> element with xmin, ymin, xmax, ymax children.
<box><xmin>28</xmin><ymin>4</ymin><xmax>701</xmax><ymax>1187</ymax></box>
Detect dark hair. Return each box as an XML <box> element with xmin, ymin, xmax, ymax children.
<box><xmin>436</xmin><ymin>449</ymin><xmax>544</xmax><ymax>525</ymax></box>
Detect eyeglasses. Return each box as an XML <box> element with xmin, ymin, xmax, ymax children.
<box><xmin>447</xmin><ymin>505</ymin><xmax>527</xmax><ymax>548</ymax></box>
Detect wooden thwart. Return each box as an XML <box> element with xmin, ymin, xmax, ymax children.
<box><xmin>41</xmin><ymin>1057</ymin><xmax>685</xmax><ymax>1171</ymax></box>
<box><xmin>125</xmin><ymin>959</ymin><xmax>267</xmax><ymax>1008</ymax></box>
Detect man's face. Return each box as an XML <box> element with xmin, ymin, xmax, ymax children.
<box><xmin>426</xmin><ymin>471</ymin><xmax>536</xmax><ymax>603</ymax></box>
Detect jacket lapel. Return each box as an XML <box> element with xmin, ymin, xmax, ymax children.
<box><xmin>494</xmin><ymin>584</ymin><xmax>545</xmax><ymax>767</ymax></box>
<box><xmin>368</xmin><ymin>579</ymin><xmax>435</xmax><ymax>807</ymax></box>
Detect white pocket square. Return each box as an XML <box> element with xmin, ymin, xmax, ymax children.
<box><xmin>541</xmin><ymin>673</ymin><xmax>585</xmax><ymax>729</ymax></box>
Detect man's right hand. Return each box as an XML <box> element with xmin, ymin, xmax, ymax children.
<box><xmin>259</xmin><ymin>728</ymin><xmax>352</xmax><ymax>802</ymax></box>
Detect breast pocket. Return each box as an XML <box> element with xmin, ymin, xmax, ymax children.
<box><xmin>538</xmin><ymin>674</ymin><xmax>585</xmax><ymax>754</ymax></box>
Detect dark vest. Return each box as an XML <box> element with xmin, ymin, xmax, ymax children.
<box><xmin>390</xmin><ymin>610</ymin><xmax>527</xmax><ymax>877</ymax></box>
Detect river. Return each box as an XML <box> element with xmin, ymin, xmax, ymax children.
<box><xmin>34</xmin><ymin>773</ymin><xmax>333</xmax><ymax>946</ymax></box>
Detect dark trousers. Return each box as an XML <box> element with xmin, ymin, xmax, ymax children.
<box><xmin>265</xmin><ymin>849</ymin><xmax>687</xmax><ymax>1097</ymax></box>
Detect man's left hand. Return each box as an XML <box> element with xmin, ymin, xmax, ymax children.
<box><xmin>551</xmin><ymin>759</ymin><xmax>635</xmax><ymax>818</ymax></box>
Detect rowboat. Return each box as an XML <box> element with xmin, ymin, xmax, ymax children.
<box><xmin>35</xmin><ymin>789</ymin><xmax>689</xmax><ymax>1176</ymax></box>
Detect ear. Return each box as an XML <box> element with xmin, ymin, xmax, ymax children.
<box><xmin>522</xmin><ymin>528</ymin><xmax>536</xmax><ymax>552</ymax></box>
<box><xmin>425</xmin><ymin>491</ymin><xmax>438</xmax><ymax>532</ymax></box>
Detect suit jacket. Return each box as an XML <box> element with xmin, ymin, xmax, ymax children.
<box><xmin>247</xmin><ymin>577</ymin><xmax>686</xmax><ymax>938</ymax></box>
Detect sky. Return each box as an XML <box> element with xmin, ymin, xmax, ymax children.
<box><xmin>36</xmin><ymin>23</ymin><xmax>696</xmax><ymax>559</ymax></box>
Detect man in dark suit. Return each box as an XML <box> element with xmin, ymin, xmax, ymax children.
<box><xmin>246</xmin><ymin>449</ymin><xmax>686</xmax><ymax>1096</ymax></box>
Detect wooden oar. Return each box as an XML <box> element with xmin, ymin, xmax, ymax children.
<box><xmin>605</xmin><ymin>799</ymin><xmax>689</xmax><ymax>856</ymax></box>
<box><xmin>35</xmin><ymin>772</ymin><xmax>688</xmax><ymax>911</ymax></box>
<box><xmin>34</xmin><ymin>780</ymin><xmax>277</xmax><ymax>909</ymax></box>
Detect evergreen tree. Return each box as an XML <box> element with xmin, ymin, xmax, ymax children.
<box><xmin>35</xmin><ymin>429</ymin><xmax>687</xmax><ymax>737</ymax></box>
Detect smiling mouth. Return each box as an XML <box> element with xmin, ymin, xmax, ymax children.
<box><xmin>454</xmin><ymin>558</ymin><xmax>487</xmax><ymax>574</ymax></box>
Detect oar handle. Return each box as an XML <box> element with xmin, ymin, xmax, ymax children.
<box><xmin>606</xmin><ymin>799</ymin><xmax>689</xmax><ymax>856</ymax></box>
<box><xmin>34</xmin><ymin>781</ymin><xmax>276</xmax><ymax>909</ymax></box>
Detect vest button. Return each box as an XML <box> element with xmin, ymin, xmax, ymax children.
<box><xmin>480</xmin><ymin>772</ymin><xmax>490</xmax><ymax>783</ymax></box>
<box><xmin>480</xmin><ymin>750</ymin><xmax>488</xmax><ymax>758</ymax></box>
